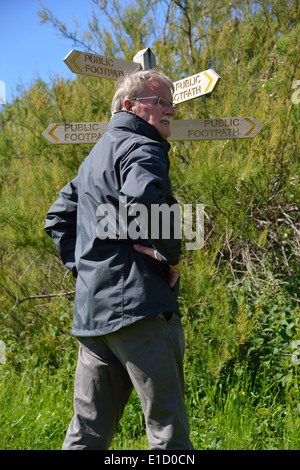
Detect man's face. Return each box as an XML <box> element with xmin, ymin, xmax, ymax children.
<box><xmin>124</xmin><ymin>80</ymin><xmax>176</xmax><ymax>139</ymax></box>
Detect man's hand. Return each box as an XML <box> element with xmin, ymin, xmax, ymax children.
<box><xmin>133</xmin><ymin>244</ymin><xmax>181</xmax><ymax>288</ymax></box>
<box><xmin>168</xmin><ymin>261</ymin><xmax>181</xmax><ymax>288</ymax></box>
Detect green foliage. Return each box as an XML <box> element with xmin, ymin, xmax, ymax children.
<box><xmin>0</xmin><ymin>364</ymin><xmax>75</xmax><ymax>449</ymax></box>
<box><xmin>0</xmin><ymin>0</ymin><xmax>299</xmax><ymax>450</ymax></box>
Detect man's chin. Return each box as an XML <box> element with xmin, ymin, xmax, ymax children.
<box><xmin>158</xmin><ymin>125</ymin><xmax>171</xmax><ymax>139</ymax></box>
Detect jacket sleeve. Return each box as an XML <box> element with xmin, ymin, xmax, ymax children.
<box><xmin>120</xmin><ymin>143</ymin><xmax>181</xmax><ymax>266</ymax></box>
<box><xmin>44</xmin><ymin>177</ymin><xmax>78</xmax><ymax>277</ymax></box>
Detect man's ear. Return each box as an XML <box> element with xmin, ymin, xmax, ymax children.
<box><xmin>123</xmin><ymin>98</ymin><xmax>133</xmax><ymax>111</ymax></box>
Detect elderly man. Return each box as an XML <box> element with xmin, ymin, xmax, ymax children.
<box><xmin>45</xmin><ymin>69</ymin><xmax>193</xmax><ymax>450</ymax></box>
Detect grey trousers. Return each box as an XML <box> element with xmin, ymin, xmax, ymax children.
<box><xmin>62</xmin><ymin>312</ymin><xmax>193</xmax><ymax>450</ymax></box>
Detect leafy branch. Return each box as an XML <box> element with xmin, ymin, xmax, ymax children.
<box><xmin>0</xmin><ymin>291</ymin><xmax>75</xmax><ymax>327</ymax></box>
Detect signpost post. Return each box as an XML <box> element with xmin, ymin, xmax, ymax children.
<box><xmin>133</xmin><ymin>48</ymin><xmax>156</xmax><ymax>70</ymax></box>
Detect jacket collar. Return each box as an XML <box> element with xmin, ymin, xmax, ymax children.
<box><xmin>109</xmin><ymin>110</ymin><xmax>171</xmax><ymax>152</ymax></box>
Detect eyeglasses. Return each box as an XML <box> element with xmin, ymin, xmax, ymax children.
<box><xmin>130</xmin><ymin>96</ymin><xmax>178</xmax><ymax>113</ymax></box>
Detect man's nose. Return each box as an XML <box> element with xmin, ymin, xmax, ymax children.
<box><xmin>166</xmin><ymin>105</ymin><xmax>176</xmax><ymax>116</ymax></box>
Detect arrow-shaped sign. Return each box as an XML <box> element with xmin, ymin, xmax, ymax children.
<box><xmin>63</xmin><ymin>50</ymin><xmax>219</xmax><ymax>104</ymax></box>
<box><xmin>173</xmin><ymin>69</ymin><xmax>220</xmax><ymax>104</ymax></box>
<box><xmin>63</xmin><ymin>50</ymin><xmax>141</xmax><ymax>80</ymax></box>
<box><xmin>42</xmin><ymin>122</ymin><xmax>108</xmax><ymax>144</ymax></box>
<box><xmin>43</xmin><ymin>117</ymin><xmax>262</xmax><ymax>144</ymax></box>
<box><xmin>169</xmin><ymin>117</ymin><xmax>263</xmax><ymax>140</ymax></box>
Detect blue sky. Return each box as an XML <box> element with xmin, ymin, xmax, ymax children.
<box><xmin>0</xmin><ymin>0</ymin><xmax>95</xmax><ymax>104</ymax></box>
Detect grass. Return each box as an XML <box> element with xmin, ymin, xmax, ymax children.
<box><xmin>1</xmin><ymin>362</ymin><xmax>299</xmax><ymax>450</ymax></box>
<box><xmin>0</xmin><ymin>364</ymin><xmax>74</xmax><ymax>450</ymax></box>
<box><xmin>188</xmin><ymin>385</ymin><xmax>300</xmax><ymax>450</ymax></box>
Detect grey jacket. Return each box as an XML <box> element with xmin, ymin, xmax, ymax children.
<box><xmin>45</xmin><ymin>110</ymin><xmax>181</xmax><ymax>336</ymax></box>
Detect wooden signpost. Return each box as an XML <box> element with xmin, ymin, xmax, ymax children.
<box><xmin>173</xmin><ymin>70</ymin><xmax>220</xmax><ymax>104</ymax></box>
<box><xmin>43</xmin><ymin>117</ymin><xmax>262</xmax><ymax>144</ymax></box>
<box><xmin>63</xmin><ymin>50</ymin><xmax>141</xmax><ymax>79</ymax></box>
<box><xmin>169</xmin><ymin>117</ymin><xmax>263</xmax><ymax>141</ymax></box>
<box><xmin>63</xmin><ymin>47</ymin><xmax>157</xmax><ymax>80</ymax></box>
<box><xmin>42</xmin><ymin>122</ymin><xmax>108</xmax><ymax>144</ymax></box>
<box><xmin>43</xmin><ymin>47</ymin><xmax>263</xmax><ymax>144</ymax></box>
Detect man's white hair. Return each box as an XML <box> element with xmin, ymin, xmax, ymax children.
<box><xmin>111</xmin><ymin>69</ymin><xmax>174</xmax><ymax>115</ymax></box>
